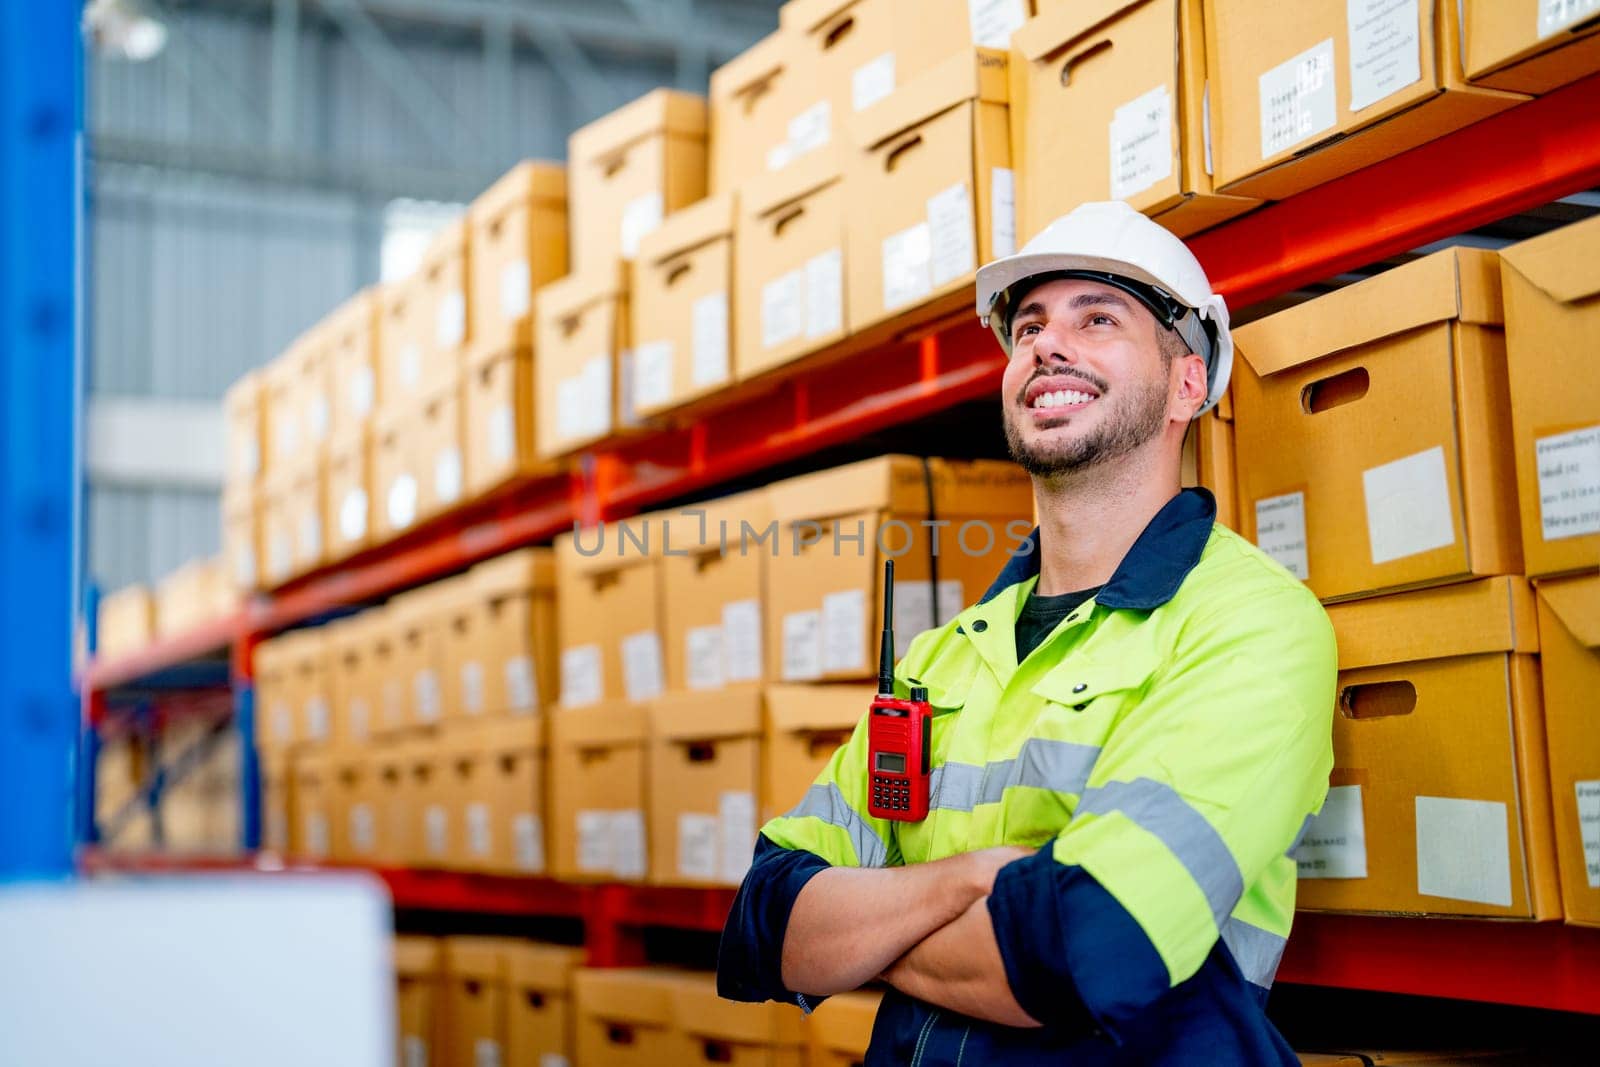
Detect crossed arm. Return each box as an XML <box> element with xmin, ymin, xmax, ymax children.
<box><xmin>779</xmin><ymin>846</ymin><xmax>1042</xmax><ymax>1028</ymax></box>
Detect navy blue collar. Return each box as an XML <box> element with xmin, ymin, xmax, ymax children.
<box><xmin>979</xmin><ymin>488</ymin><xmax>1217</xmax><ymax>612</ymax></box>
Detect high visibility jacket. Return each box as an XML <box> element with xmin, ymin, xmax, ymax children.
<box><xmin>718</xmin><ymin>489</ymin><xmax>1337</xmax><ymax>1065</ymax></box>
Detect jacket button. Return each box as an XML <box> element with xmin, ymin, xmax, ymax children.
<box><xmin>1072</xmin><ymin>682</ymin><xmax>1087</xmax><ymax>693</ymax></box>
<box><xmin>972</xmin><ymin>619</ymin><xmax>988</xmax><ymax>632</ymax></box>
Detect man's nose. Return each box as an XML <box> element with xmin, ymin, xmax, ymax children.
<box><xmin>1032</xmin><ymin>320</ymin><xmax>1079</xmax><ymax>367</ymax></box>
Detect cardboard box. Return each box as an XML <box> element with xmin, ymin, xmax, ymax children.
<box><xmin>735</xmin><ymin>149</ymin><xmax>848</xmax><ymax>381</ymax></box>
<box><xmin>380</xmin><ymin>219</ymin><xmax>470</xmax><ymax>408</ymax></box>
<box><xmin>459</xmin><ymin>548</ymin><xmax>558</xmax><ymax>719</ymax></box>
<box><xmin>709</xmin><ymin>31</ymin><xmax>808</xmax><ymax>194</ymax></box>
<box><xmin>326</xmin><ymin>614</ymin><xmax>374</xmax><ymax>747</ymax></box>
<box><xmin>292</xmin><ymin>750</ymin><xmax>333</xmax><ymax>860</ymax></box>
<box><xmin>572</xmin><ymin>968</ymin><xmax>678</xmax><ymax>1067</ymax></box>
<box><xmin>284</xmin><ymin>627</ymin><xmax>333</xmax><ymax>747</ymax></box>
<box><xmin>555</xmin><ymin>518</ymin><xmax>664</xmax><ymax>707</ymax></box>
<box><xmin>260</xmin><ymin>472</ymin><xmax>296</xmax><ymax>588</ymax></box>
<box><xmin>259</xmin><ymin>748</ymin><xmax>292</xmax><ymax>855</ymax></box>
<box><xmin>844</xmin><ymin>49</ymin><xmax>1012</xmax><ymax>339</ymax></box>
<box><xmin>549</xmin><ymin>702</ymin><xmax>648</xmax><ymax>882</ymax></box>
<box><xmin>253</xmin><ymin>636</ymin><xmax>297</xmax><ymax>751</ymax></box>
<box><xmin>403</xmin><ymin>738</ymin><xmax>453</xmax><ymax>869</ymax></box>
<box><xmin>765</xmin><ymin>456</ymin><xmax>1034</xmax><ymax>682</ymax></box>
<box><xmin>1536</xmin><ymin>574</ymin><xmax>1600</xmax><ymax>928</ymax></box>
<box><xmin>262</xmin><ymin>352</ymin><xmax>302</xmax><ymax>478</ymax></box>
<box><xmin>291</xmin><ymin>324</ymin><xmax>334</xmax><ymax>458</ymax></box>
<box><xmin>479</xmin><ymin>716</ymin><xmax>547</xmax><ymax>876</ymax></box>
<box><xmin>463</xmin><ymin>342</ymin><xmax>559</xmax><ymax>498</ymax></box>
<box><xmin>1232</xmin><ymin>248</ymin><xmax>1521</xmax><ymax>603</ymax></box>
<box><xmin>361</xmin><ymin>606</ymin><xmax>410</xmax><ymax>739</ymax></box>
<box><xmin>1190</xmin><ymin>389</ymin><xmax>1237</xmax><ymax>531</ymax></box>
<box><xmin>330</xmin><ymin>749</ymin><xmax>380</xmax><ymax>863</ymax></box>
<box><xmin>1296</xmin><ymin>577</ymin><xmax>1559</xmax><ymax>919</ymax></box>
<box><xmin>666</xmin><ymin>971</ymin><xmax>805</xmax><ymax>1065</ymax></box>
<box><xmin>395</xmin><ymin>937</ymin><xmax>443</xmax><ymax>1067</ymax></box>
<box><xmin>534</xmin><ymin>265</ymin><xmax>632</xmax><ymax>459</ymax></box>
<box><xmin>648</xmin><ymin>686</ymin><xmax>763</xmax><ymax>887</ymax></box>
<box><xmin>417</xmin><ymin>376</ymin><xmax>466</xmax><ymax>524</ymax></box>
<box><xmin>288</xmin><ymin>459</ymin><xmax>326</xmax><ymax>577</ymax></box>
<box><xmin>392</xmin><ymin>586</ymin><xmax>448</xmax><ymax>729</ymax></box>
<box><xmin>1011</xmin><ymin>0</ymin><xmax>1258</xmax><ymax>242</ymax></box>
<box><xmin>326</xmin><ymin>288</ymin><xmax>380</xmax><ymax>438</ymax></box>
<box><xmin>505</xmin><ymin>943</ymin><xmax>585</xmax><ymax>1067</ymax></box>
<box><xmin>763</xmin><ymin>683</ymin><xmax>871</xmax><ymax>823</ymax></box>
<box><xmin>1203</xmin><ymin>0</ymin><xmax>1524</xmax><ymax>200</ymax></box>
<box><xmin>1498</xmin><ymin>217</ymin><xmax>1600</xmax><ymax>579</ymax></box>
<box><xmin>1461</xmin><ymin>0</ymin><xmax>1600</xmax><ymax>93</ymax></box>
<box><xmin>324</xmin><ymin>429</ymin><xmax>372</xmax><ymax>561</ymax></box>
<box><xmin>223</xmin><ymin>370</ymin><xmax>264</xmax><ymax>488</ymax></box>
<box><xmin>805</xmin><ymin>988</ymin><xmax>882</xmax><ymax>1067</ymax></box>
<box><xmin>96</xmin><ymin>583</ymin><xmax>156</xmax><ymax>661</ymax></box>
<box><xmin>222</xmin><ymin>485</ymin><xmax>260</xmax><ymax>592</ymax></box>
<box><xmin>568</xmin><ymin>89</ymin><xmax>708</xmax><ymax>270</ymax></box>
<box><xmin>154</xmin><ymin>559</ymin><xmax>222</xmax><ymax>639</ymax></box>
<box><xmin>441</xmin><ymin>937</ymin><xmax>516</xmax><ymax>1067</ymax></box>
<box><xmin>372</xmin><ymin>401</ymin><xmax>422</xmax><ymax>541</ymax></box>
<box><xmin>373</xmin><ymin>740</ymin><xmax>413</xmax><ymax>866</ymax></box>
<box><xmin>631</xmin><ymin>194</ymin><xmax>737</xmax><ymax>417</ymax></box>
<box><xmin>438</xmin><ymin>721</ymin><xmax>494</xmax><ymax>870</ymax></box>
<box><xmin>468</xmin><ymin>161</ymin><xmax>568</xmax><ymax>349</ymax></box>
<box><xmin>660</xmin><ymin>490</ymin><xmax>771</xmax><ymax>692</ymax></box>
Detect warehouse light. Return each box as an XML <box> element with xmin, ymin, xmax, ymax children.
<box><xmin>82</xmin><ymin>0</ymin><xmax>168</xmax><ymax>63</ymax></box>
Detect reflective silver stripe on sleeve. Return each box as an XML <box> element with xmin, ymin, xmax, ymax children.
<box><xmin>929</xmin><ymin>738</ymin><xmax>1101</xmax><ymax>813</ymax></box>
<box><xmin>1285</xmin><ymin>812</ymin><xmax>1314</xmax><ymax>858</ymax></box>
<box><xmin>1219</xmin><ymin>917</ymin><xmax>1287</xmax><ymax>991</ymax></box>
<box><xmin>782</xmin><ymin>782</ymin><xmax>888</xmax><ymax>868</ymax></box>
<box><xmin>1074</xmin><ymin>777</ymin><xmax>1245</xmax><ymax>929</ymax></box>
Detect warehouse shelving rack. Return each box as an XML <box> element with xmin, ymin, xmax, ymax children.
<box><xmin>78</xmin><ymin>70</ymin><xmax>1600</xmax><ymax>1014</ymax></box>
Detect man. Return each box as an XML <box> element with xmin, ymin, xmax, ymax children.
<box><xmin>717</xmin><ymin>201</ymin><xmax>1336</xmax><ymax>1064</ymax></box>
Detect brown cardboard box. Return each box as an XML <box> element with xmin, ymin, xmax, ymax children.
<box><xmin>806</xmin><ymin>989</ymin><xmax>882</xmax><ymax>1067</ymax></box>
<box><xmin>417</xmin><ymin>376</ymin><xmax>466</xmax><ymax>523</ymax></box>
<box><xmin>373</xmin><ymin>740</ymin><xmax>413</xmax><ymax>865</ymax></box>
<box><xmin>568</xmin><ymin>90</ymin><xmax>708</xmax><ymax>270</ymax></box>
<box><xmin>327</xmin><ymin>288</ymin><xmax>380</xmax><ymax>438</ymax></box>
<box><xmin>572</xmin><ymin>968</ymin><xmax>678</xmax><ymax>1067</ymax></box>
<box><xmin>666</xmin><ymin>971</ymin><xmax>806</xmax><ymax>1065</ymax></box>
<box><xmin>291</xmin><ymin>323</ymin><xmax>334</xmax><ymax>457</ymax></box>
<box><xmin>330</xmin><ymin>749</ymin><xmax>380</xmax><ymax>863</ymax></box>
<box><xmin>288</xmin><ymin>458</ymin><xmax>326</xmax><ymax>578</ymax></box>
<box><xmin>1296</xmin><ymin>577</ymin><xmax>1559</xmax><ymax>919</ymax></box>
<box><xmin>555</xmin><ymin>518</ymin><xmax>664</xmax><ymax>707</ymax></box>
<box><xmin>393</xmin><ymin>586</ymin><xmax>448</xmax><ymax>729</ymax></box>
<box><xmin>326</xmin><ymin>615</ymin><xmax>374</xmax><ymax>747</ymax></box>
<box><xmin>324</xmin><ymin>429</ymin><xmax>372</xmax><ymax>561</ymax></box>
<box><xmin>1012</xmin><ymin>0</ymin><xmax>1258</xmax><ymax>242</ymax></box>
<box><xmin>845</xmin><ymin>49</ymin><xmax>1013</xmax><ymax>338</ymax></box>
<box><xmin>96</xmin><ymin>584</ymin><xmax>156</xmax><ymax>661</ymax></box>
<box><xmin>366</xmin><ymin>606</ymin><xmax>411</xmax><ymax>738</ymax></box>
<box><xmin>1202</xmin><ymin>0</ymin><xmax>1523</xmax><ymax>200</ymax></box>
<box><xmin>709</xmin><ymin>31</ymin><xmax>809</xmax><ymax>194</ymax></box>
<box><xmin>439</xmin><ymin>721</ymin><xmax>494</xmax><ymax>870</ymax></box>
<box><xmin>763</xmin><ymin>683</ymin><xmax>871</xmax><ymax>823</ymax></box>
<box><xmin>260</xmin><ymin>748</ymin><xmax>292</xmax><ymax>854</ymax></box>
<box><xmin>380</xmin><ymin>218</ymin><xmax>470</xmax><ymax>407</ymax></box>
<box><xmin>1498</xmin><ymin>217</ymin><xmax>1600</xmax><ymax>579</ymax></box>
<box><xmin>1461</xmin><ymin>0</ymin><xmax>1600</xmax><ymax>93</ymax></box>
<box><xmin>1536</xmin><ymin>575</ymin><xmax>1600</xmax><ymax>928</ymax></box>
<box><xmin>222</xmin><ymin>485</ymin><xmax>259</xmax><ymax>592</ymax></box>
<box><xmin>253</xmin><ymin>636</ymin><xmax>296</xmax><ymax>751</ymax></box>
<box><xmin>765</xmin><ymin>456</ymin><xmax>1034</xmax><ymax>681</ymax></box>
<box><xmin>1232</xmin><ymin>248</ymin><xmax>1521</xmax><ymax>603</ymax></box>
<box><xmin>405</xmin><ymin>738</ymin><xmax>453</xmax><ymax>869</ymax></box>
<box><xmin>462</xmin><ymin>548</ymin><xmax>558</xmax><ymax>719</ymax></box>
<box><xmin>660</xmin><ymin>491</ymin><xmax>771</xmax><ymax>692</ymax></box>
<box><xmin>648</xmin><ymin>687</ymin><xmax>763</xmax><ymax>887</ymax></box>
<box><xmin>427</xmin><ymin>571</ymin><xmax>475</xmax><ymax>726</ymax></box>
<box><xmin>292</xmin><ymin>750</ymin><xmax>333</xmax><ymax>860</ymax></box>
<box><xmin>480</xmin><ymin>716</ymin><xmax>547</xmax><ymax>875</ymax></box>
<box><xmin>154</xmin><ymin>559</ymin><xmax>216</xmax><ymax>638</ymax></box>
<box><xmin>735</xmin><ymin>149</ymin><xmax>848</xmax><ymax>381</ymax></box>
<box><xmin>441</xmin><ymin>937</ymin><xmax>514</xmax><ymax>1067</ymax></box>
<box><xmin>223</xmin><ymin>370</ymin><xmax>264</xmax><ymax>489</ymax></box>
<box><xmin>372</xmin><ymin>401</ymin><xmax>422</xmax><ymax>542</ymax></box>
<box><xmin>284</xmin><ymin>627</ymin><xmax>333</xmax><ymax>746</ymax></box>
<box><xmin>505</xmin><ymin>943</ymin><xmax>584</xmax><ymax>1067</ymax></box>
<box><xmin>396</xmin><ymin>937</ymin><xmax>444</xmax><ymax>1067</ymax></box>
<box><xmin>534</xmin><ymin>264</ymin><xmax>631</xmax><ymax>458</ymax></box>
<box><xmin>1191</xmin><ymin>388</ymin><xmax>1237</xmax><ymax>531</ymax></box>
<box><xmin>468</xmin><ymin>161</ymin><xmax>568</xmax><ymax>349</ymax></box>
<box><xmin>462</xmin><ymin>342</ymin><xmax>559</xmax><ymax>498</ymax></box>
<box><xmin>262</xmin><ymin>352</ymin><xmax>302</xmax><ymax>478</ymax></box>
<box><xmin>549</xmin><ymin>702</ymin><xmax>649</xmax><ymax>881</ymax></box>
<box><xmin>631</xmin><ymin>194</ymin><xmax>737</xmax><ymax>417</ymax></box>
<box><xmin>260</xmin><ymin>472</ymin><xmax>296</xmax><ymax>588</ymax></box>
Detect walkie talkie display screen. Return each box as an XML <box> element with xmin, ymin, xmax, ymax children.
<box><xmin>874</xmin><ymin>752</ymin><xmax>906</xmax><ymax>774</ymax></box>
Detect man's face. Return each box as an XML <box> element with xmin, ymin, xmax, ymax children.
<box><xmin>999</xmin><ymin>277</ymin><xmax>1185</xmax><ymax>479</ymax></box>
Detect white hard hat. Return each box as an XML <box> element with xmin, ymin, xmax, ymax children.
<box><xmin>975</xmin><ymin>201</ymin><xmax>1233</xmax><ymax>416</ymax></box>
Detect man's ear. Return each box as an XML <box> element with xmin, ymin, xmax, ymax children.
<box><xmin>1173</xmin><ymin>353</ymin><xmax>1209</xmax><ymax>419</ymax></box>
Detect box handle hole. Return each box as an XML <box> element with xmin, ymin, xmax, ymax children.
<box><xmin>703</xmin><ymin>1039</ymin><xmax>734</xmax><ymax>1063</ymax></box>
<box><xmin>885</xmin><ymin>134</ymin><xmax>923</xmax><ymax>173</ymax></box>
<box><xmin>773</xmin><ymin>205</ymin><xmax>805</xmax><ymax>238</ymax></box>
<box><xmin>606</xmin><ymin>1024</ymin><xmax>636</xmax><ymax>1046</ymax></box>
<box><xmin>1060</xmin><ymin>39</ymin><xmax>1113</xmax><ymax>87</ymax></box>
<box><xmin>524</xmin><ymin>990</ymin><xmax>546</xmax><ymax>1010</ymax></box>
<box><xmin>822</xmin><ymin>15</ymin><xmax>854</xmax><ymax>49</ymax></box>
<box><xmin>666</xmin><ymin>261</ymin><xmax>693</xmax><ymax>287</ymax></box>
<box><xmin>1301</xmin><ymin>366</ymin><xmax>1369</xmax><ymax>414</ymax></box>
<box><xmin>1339</xmin><ymin>679</ymin><xmax>1416</xmax><ymax>720</ymax></box>
<box><xmin>687</xmin><ymin>742</ymin><xmax>717</xmax><ymax>763</ymax></box>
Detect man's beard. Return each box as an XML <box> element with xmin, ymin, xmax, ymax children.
<box><xmin>1003</xmin><ymin>375</ymin><xmax>1169</xmax><ymax>478</ymax></box>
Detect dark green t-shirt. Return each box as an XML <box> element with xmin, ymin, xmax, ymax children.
<box><xmin>1014</xmin><ymin>586</ymin><xmax>1102</xmax><ymax>661</ymax></box>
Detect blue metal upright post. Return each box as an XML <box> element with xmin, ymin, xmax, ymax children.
<box><xmin>0</xmin><ymin>1</ymin><xmax>83</xmax><ymax>877</ymax></box>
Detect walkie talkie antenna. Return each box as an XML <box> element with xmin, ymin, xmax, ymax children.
<box><xmin>878</xmin><ymin>559</ymin><xmax>896</xmax><ymax>697</ymax></box>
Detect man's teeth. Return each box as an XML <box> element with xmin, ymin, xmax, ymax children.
<box><xmin>1032</xmin><ymin>388</ymin><xmax>1095</xmax><ymax>409</ymax></box>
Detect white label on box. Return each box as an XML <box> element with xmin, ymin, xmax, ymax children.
<box><xmin>1540</xmin><ymin>0</ymin><xmax>1600</xmax><ymax>37</ymax></box>
<box><xmin>761</xmin><ymin>269</ymin><xmax>805</xmax><ymax>349</ymax></box>
<box><xmin>620</xmin><ymin>192</ymin><xmax>664</xmax><ymax>257</ymax></box>
<box><xmin>1292</xmin><ymin>784</ymin><xmax>1368</xmax><ymax>879</ymax></box>
<box><xmin>561</xmin><ymin>644</ymin><xmax>603</xmax><ymax>707</ymax></box>
<box><xmin>1255</xmin><ymin>491</ymin><xmax>1310</xmax><ymax>580</ymax></box>
<box><xmin>235</xmin><ymin>545</ymin><xmax>255</xmax><ymax>588</ymax></box>
<box><xmin>306</xmin><ymin>696</ymin><xmax>330</xmax><ymax>740</ymax></box>
<box><xmin>1363</xmin><ymin>446</ymin><xmax>1456</xmax><ymax>564</ymax></box>
<box><xmin>340</xmin><ymin>487</ymin><xmax>368</xmax><ymax>543</ymax></box>
<box><xmin>691</xmin><ymin>292</ymin><xmax>731</xmax><ymax>388</ymax></box>
<box><xmin>435</xmin><ymin>446</ymin><xmax>462</xmax><ymax>504</ymax></box>
<box><xmin>242</xmin><ymin>437</ymin><xmax>260</xmax><ymax>479</ymax></box>
<box><xmin>424</xmin><ymin>804</ymin><xmax>448</xmax><ymax>858</ymax></box>
<box><xmin>271</xmin><ymin>702</ymin><xmax>293</xmax><ymax>742</ymax></box>
<box><xmin>633</xmin><ymin>340</ymin><xmax>675</xmax><ymax>411</ymax></box>
<box><xmin>415</xmin><ymin>669</ymin><xmax>442</xmax><ymax>723</ymax></box>
<box><xmin>351</xmin><ymin>364</ymin><xmax>375</xmax><ymax>417</ymax></box>
<box><xmin>788</xmin><ymin>100</ymin><xmax>832</xmax><ymax>156</ymax></box>
<box><xmin>461</xmin><ymin>660</ymin><xmax>485</xmax><ymax>714</ymax></box>
<box><xmin>968</xmin><ymin>0</ymin><xmax>1027</xmax><ymax>47</ymax></box>
<box><xmin>805</xmin><ymin>248</ymin><xmax>844</xmax><ymax>339</ymax></box>
<box><xmin>723</xmin><ymin>599</ymin><xmax>763</xmax><ymax>682</ymax></box>
<box><xmin>612</xmin><ymin>809</ymin><xmax>647</xmax><ymax>879</ymax></box>
<box><xmin>350</xmin><ymin>803</ymin><xmax>376</xmax><ymax>855</ymax></box>
<box><xmin>678</xmin><ymin>812</ymin><xmax>720</xmax><ymax>880</ymax></box>
<box><xmin>686</xmin><ymin>624</ymin><xmax>726</xmax><ymax>690</ymax></box>
<box><xmin>388</xmin><ymin>473</ymin><xmax>418</xmax><ymax>530</ymax></box>
<box><xmin>719</xmin><ymin>790</ymin><xmax>757</xmax><ymax>884</ymax></box>
<box><xmin>467</xmin><ymin>802</ymin><xmax>491</xmax><ymax>857</ymax></box>
<box><xmin>852</xmin><ymin>52</ymin><xmax>896</xmax><ymax>111</ymax></box>
<box><xmin>474</xmin><ymin>1039</ymin><xmax>502</xmax><ymax>1067</ymax></box>
<box><xmin>309</xmin><ymin>392</ymin><xmax>331</xmax><ymax>442</ymax></box>
<box><xmin>576</xmin><ymin>810</ymin><xmax>612</xmax><ymax>872</ymax></box>
<box><xmin>437</xmin><ymin>291</ymin><xmax>466</xmax><ymax>349</ymax></box>
<box><xmin>400</xmin><ymin>342</ymin><xmax>422</xmax><ymax>391</ymax></box>
<box><xmin>1414</xmin><ymin>796</ymin><xmax>1513</xmax><ymax>907</ymax></box>
<box><xmin>990</xmin><ymin>167</ymin><xmax>1017</xmax><ymax>258</ymax></box>
<box><xmin>306</xmin><ymin>812</ymin><xmax>329</xmax><ymax>858</ymax></box>
<box><xmin>540</xmin><ymin>1055</ymin><xmax>569</xmax><ymax>1067</ymax></box>
<box><xmin>488</xmin><ymin>403</ymin><xmax>515</xmax><ymax>465</ymax></box>
<box><xmin>882</xmin><ymin>222</ymin><xmax>934</xmax><ymax>312</ymax></box>
<box><xmin>500</xmin><ymin>259</ymin><xmax>531</xmax><ymax>321</ymax></box>
<box><xmin>583</xmin><ymin>354</ymin><xmax>613</xmax><ymax>437</ymax></box>
<box><xmin>937</xmin><ymin>580</ymin><xmax>965</xmax><ymax>626</ymax></box>
<box><xmin>268</xmin><ymin>529</ymin><xmax>292</xmax><ymax>581</ymax></box>
<box><xmin>506</xmin><ymin>655</ymin><xmax>538</xmax><ymax>712</ymax></box>
<box><xmin>821</xmin><ymin>588</ymin><xmax>868</xmax><ymax>673</ymax></box>
<box><xmin>1109</xmin><ymin>84</ymin><xmax>1174</xmax><ymax>201</ymax></box>
<box><xmin>766</xmin><ymin>140</ymin><xmax>795</xmax><ymax>172</ymax></box>
<box><xmin>403</xmin><ymin>1036</ymin><xmax>428</xmax><ymax>1067</ymax></box>
<box><xmin>1536</xmin><ymin>424</ymin><xmax>1600</xmax><ymax>541</ymax></box>
<box><xmin>1577</xmin><ymin>780</ymin><xmax>1600</xmax><ymax>888</ymax></box>
<box><xmin>298</xmin><ymin>507</ymin><xmax>321</xmax><ymax>561</ymax></box>
<box><xmin>928</xmin><ymin>182</ymin><xmax>977</xmax><ymax>287</ymax></box>
<box><xmin>513</xmin><ymin>813</ymin><xmax>545</xmax><ymax>872</ymax></box>
<box><xmin>1347</xmin><ymin>0</ymin><xmax>1422</xmax><ymax>111</ymax></box>
<box><xmin>1259</xmin><ymin>38</ymin><xmax>1337</xmax><ymax>159</ymax></box>
<box><xmin>621</xmin><ymin>630</ymin><xmax>665</xmax><ymax>702</ymax></box>
<box><xmin>892</xmin><ymin>579</ymin><xmax>934</xmax><ymax>661</ymax></box>
<box><xmin>782</xmin><ymin>610</ymin><xmax>823</xmax><ymax>680</ymax></box>
<box><xmin>555</xmin><ymin>374</ymin><xmax>584</xmax><ymax>440</ymax></box>
<box><xmin>275</xmin><ymin>410</ymin><xmax>298</xmax><ymax>460</ymax></box>
<box><xmin>349</xmin><ymin>698</ymin><xmax>370</xmax><ymax>740</ymax></box>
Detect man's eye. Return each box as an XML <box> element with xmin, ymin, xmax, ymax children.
<box><xmin>1015</xmin><ymin>322</ymin><xmax>1042</xmax><ymax>340</ymax></box>
<box><xmin>1086</xmin><ymin>313</ymin><xmax>1116</xmax><ymax>327</ymax></box>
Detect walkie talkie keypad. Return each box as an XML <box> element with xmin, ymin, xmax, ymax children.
<box><xmin>872</xmin><ymin>775</ymin><xmax>911</xmax><ymax>811</ymax></box>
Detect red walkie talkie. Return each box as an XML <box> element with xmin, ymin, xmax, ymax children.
<box><xmin>866</xmin><ymin>559</ymin><xmax>933</xmax><ymax>822</ymax></box>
